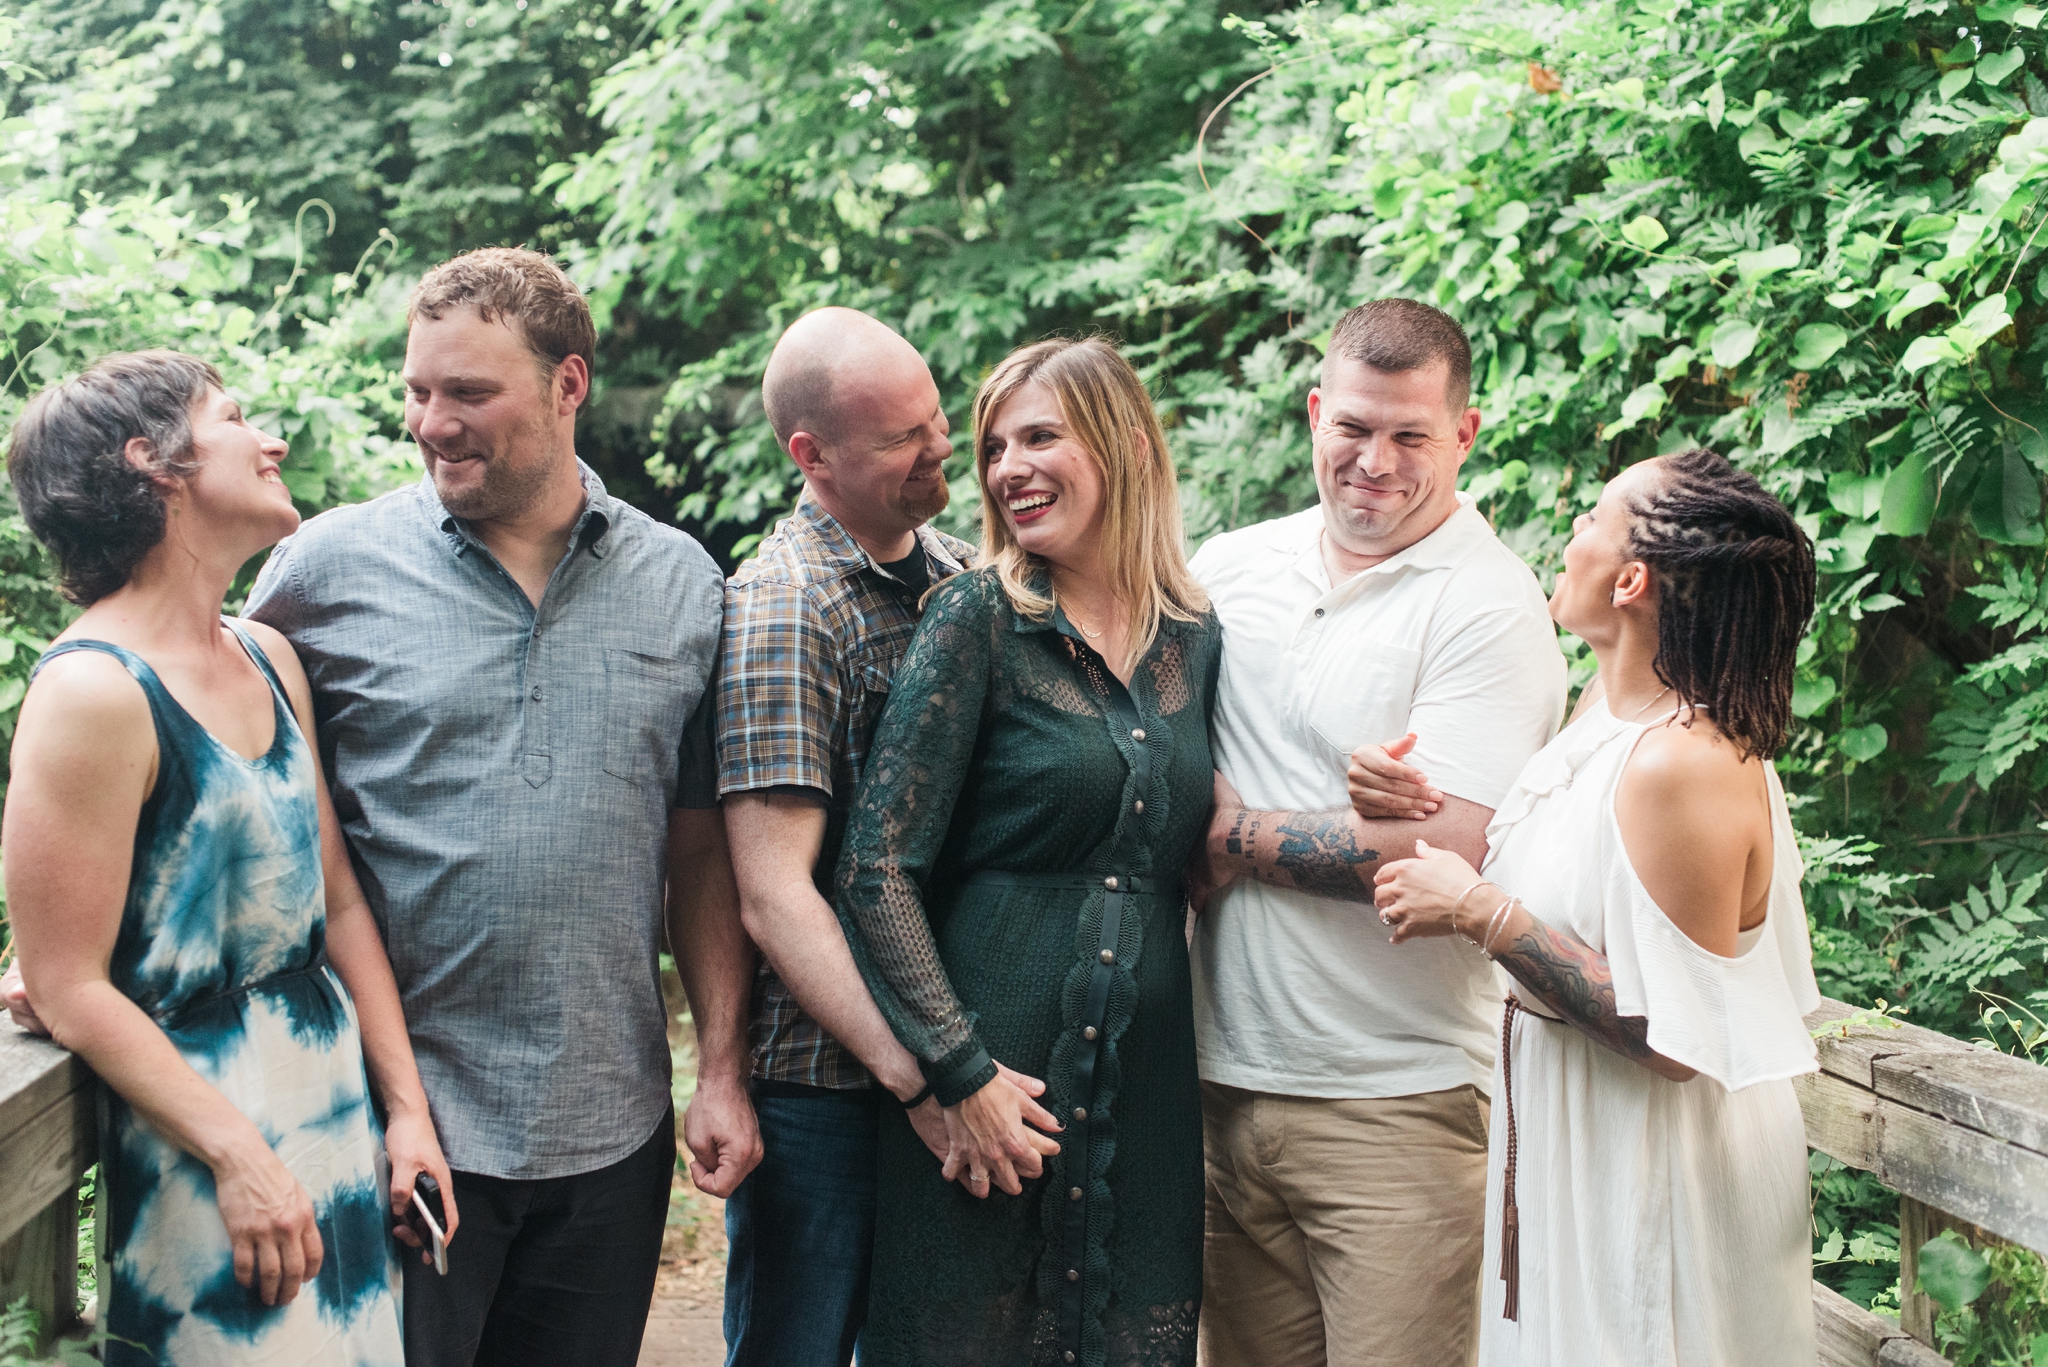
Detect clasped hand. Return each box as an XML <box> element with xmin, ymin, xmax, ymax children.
<box><xmin>939</xmin><ymin>1065</ymin><xmax>1062</xmax><ymax>1199</ymax></box>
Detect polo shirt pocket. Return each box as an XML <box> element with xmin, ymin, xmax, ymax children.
<box><xmin>602</xmin><ymin>648</ymin><xmax>694</xmax><ymax>785</ymax></box>
<box><xmin>1305</xmin><ymin>643</ymin><xmax>1424</xmax><ymax>761</ymax></box>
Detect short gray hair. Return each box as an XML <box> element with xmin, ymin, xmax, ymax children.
<box><xmin>7</xmin><ymin>350</ymin><xmax>220</xmax><ymax>604</ymax></box>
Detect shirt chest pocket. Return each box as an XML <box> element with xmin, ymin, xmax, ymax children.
<box><xmin>847</xmin><ymin>660</ymin><xmax>895</xmax><ymax>765</ymax></box>
<box><xmin>602</xmin><ymin>648</ymin><xmax>700</xmax><ymax>786</ymax></box>
<box><xmin>1302</xmin><ymin>643</ymin><xmax>1425</xmax><ymax>763</ymax></box>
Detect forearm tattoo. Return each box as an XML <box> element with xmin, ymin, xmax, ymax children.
<box><xmin>1492</xmin><ymin>917</ymin><xmax>1657</xmax><ymax>1063</ymax></box>
<box><xmin>1263</xmin><ymin>811</ymin><xmax>1379</xmax><ymax>902</ymax></box>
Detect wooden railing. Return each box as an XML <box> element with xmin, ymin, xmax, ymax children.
<box><xmin>4</xmin><ymin>1001</ymin><xmax>2047</xmax><ymax>1359</ymax></box>
<box><xmin>1802</xmin><ymin>999</ymin><xmax>2048</xmax><ymax>1365</ymax></box>
<box><xmin>0</xmin><ymin>1019</ymin><xmax>93</xmax><ymax>1354</ymax></box>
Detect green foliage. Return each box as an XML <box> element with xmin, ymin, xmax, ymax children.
<box><xmin>0</xmin><ymin>1302</ymin><xmax>33</xmax><ymax>1367</ymax></box>
<box><xmin>0</xmin><ymin>178</ymin><xmax>418</xmax><ymax>771</ymax></box>
<box><xmin>0</xmin><ymin>1295</ymin><xmax>110</xmax><ymax>1367</ymax></box>
<box><xmin>5</xmin><ymin>0</ymin><xmax>633</xmax><ymax>283</ymax></box>
<box><xmin>550</xmin><ymin>0</ymin><xmax>1275</xmax><ymax>541</ymax></box>
<box><xmin>1812</xmin><ymin>1152</ymin><xmax>1904</xmax><ymax>1309</ymax></box>
<box><xmin>1925</xmin><ymin>1230</ymin><xmax>1997</xmax><ymax>1313</ymax></box>
<box><xmin>1925</xmin><ymin>1231</ymin><xmax>2048</xmax><ymax>1366</ymax></box>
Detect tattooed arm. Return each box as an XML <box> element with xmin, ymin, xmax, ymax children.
<box><xmin>1202</xmin><ymin>770</ymin><xmax>1493</xmax><ymax>906</ymax></box>
<box><xmin>1371</xmin><ymin>843</ymin><xmax>1698</xmax><ymax>1081</ymax></box>
<box><xmin>1489</xmin><ymin>912</ymin><xmax>1696</xmax><ymax>1081</ymax></box>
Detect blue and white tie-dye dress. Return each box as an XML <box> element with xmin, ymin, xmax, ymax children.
<box><xmin>37</xmin><ymin>626</ymin><xmax>404</xmax><ymax>1366</ymax></box>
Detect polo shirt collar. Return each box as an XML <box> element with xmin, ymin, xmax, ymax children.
<box><xmin>1292</xmin><ymin>492</ymin><xmax>1489</xmax><ymax>593</ymax></box>
<box><xmin>426</xmin><ymin>459</ymin><xmax>617</xmax><ymax>558</ymax></box>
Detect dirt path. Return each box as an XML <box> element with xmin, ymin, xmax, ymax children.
<box><xmin>638</xmin><ymin>1173</ymin><xmax>728</xmax><ymax>1367</ymax></box>
<box><xmin>642</xmin><ymin>968</ymin><xmax>730</xmax><ymax>1366</ymax></box>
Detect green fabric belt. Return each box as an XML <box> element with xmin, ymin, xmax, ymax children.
<box><xmin>959</xmin><ymin>870</ymin><xmax>1168</xmax><ymax>896</ymax></box>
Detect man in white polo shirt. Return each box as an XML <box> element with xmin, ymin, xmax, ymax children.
<box><xmin>1189</xmin><ymin>299</ymin><xmax>1565</xmax><ymax>1367</ymax></box>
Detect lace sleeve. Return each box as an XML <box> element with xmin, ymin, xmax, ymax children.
<box><xmin>834</xmin><ymin>573</ymin><xmax>1000</xmax><ymax>1105</ymax></box>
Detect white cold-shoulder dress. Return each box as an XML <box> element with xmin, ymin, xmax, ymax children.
<box><xmin>1475</xmin><ymin>700</ymin><xmax>1821</xmax><ymax>1367</ymax></box>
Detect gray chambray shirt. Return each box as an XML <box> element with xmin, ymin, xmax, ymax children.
<box><xmin>245</xmin><ymin>463</ymin><xmax>722</xmax><ymax>1180</ymax></box>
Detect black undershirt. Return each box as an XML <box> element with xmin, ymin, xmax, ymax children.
<box><xmin>876</xmin><ymin>546</ymin><xmax>932</xmax><ymax>605</ymax></box>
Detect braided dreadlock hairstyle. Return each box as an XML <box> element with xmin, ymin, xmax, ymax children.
<box><xmin>1625</xmin><ymin>449</ymin><xmax>1816</xmax><ymax>760</ymax></box>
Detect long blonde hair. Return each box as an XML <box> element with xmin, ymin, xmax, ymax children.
<box><xmin>972</xmin><ymin>336</ymin><xmax>1207</xmax><ymax>668</ymax></box>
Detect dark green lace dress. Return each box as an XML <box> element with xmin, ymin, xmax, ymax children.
<box><xmin>835</xmin><ymin>567</ymin><xmax>1221</xmax><ymax>1367</ymax></box>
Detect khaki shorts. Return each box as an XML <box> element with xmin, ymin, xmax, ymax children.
<box><xmin>1198</xmin><ymin>1080</ymin><xmax>1490</xmax><ymax>1367</ymax></box>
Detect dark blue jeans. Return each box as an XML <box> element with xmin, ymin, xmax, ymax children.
<box><xmin>723</xmin><ymin>1083</ymin><xmax>880</xmax><ymax>1367</ymax></box>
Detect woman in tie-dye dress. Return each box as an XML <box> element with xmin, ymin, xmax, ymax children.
<box><xmin>2</xmin><ymin>351</ymin><xmax>457</xmax><ymax>1365</ymax></box>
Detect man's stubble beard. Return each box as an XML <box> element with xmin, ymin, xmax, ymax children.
<box><xmin>430</xmin><ymin>406</ymin><xmax>563</xmax><ymax>522</ymax></box>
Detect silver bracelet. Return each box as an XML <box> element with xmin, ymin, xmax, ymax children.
<box><xmin>1451</xmin><ymin>880</ymin><xmax>1490</xmax><ymax>947</ymax></box>
<box><xmin>1481</xmin><ymin>894</ymin><xmax>1517</xmax><ymax>960</ymax></box>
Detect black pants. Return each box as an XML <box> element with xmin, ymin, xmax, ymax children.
<box><xmin>403</xmin><ymin>1108</ymin><xmax>675</xmax><ymax>1367</ymax></box>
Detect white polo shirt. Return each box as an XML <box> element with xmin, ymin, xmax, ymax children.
<box><xmin>1190</xmin><ymin>495</ymin><xmax>1566</xmax><ymax>1100</ymax></box>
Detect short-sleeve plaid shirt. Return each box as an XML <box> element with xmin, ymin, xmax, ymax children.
<box><xmin>717</xmin><ymin>493</ymin><xmax>972</xmax><ymax>1089</ymax></box>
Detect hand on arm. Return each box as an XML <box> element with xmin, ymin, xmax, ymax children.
<box><xmin>667</xmin><ymin>805</ymin><xmax>764</xmax><ymax>1197</ymax></box>
<box><xmin>243</xmin><ymin>623</ymin><xmax>462</xmax><ymax>1257</ymax></box>
<box><xmin>3</xmin><ymin>652</ymin><xmax>325</xmax><ymax>1304</ymax></box>
<box><xmin>1347</xmin><ymin>734</ymin><xmax>1441</xmax><ymax>820</ymax></box>
<box><xmin>1371</xmin><ymin>841</ymin><xmax>1697</xmax><ymax>1081</ymax></box>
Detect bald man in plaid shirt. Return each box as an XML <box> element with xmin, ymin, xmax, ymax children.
<box><xmin>717</xmin><ymin>308</ymin><xmax>1042</xmax><ymax>1367</ymax></box>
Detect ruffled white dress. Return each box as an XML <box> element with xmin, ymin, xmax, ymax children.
<box><xmin>1475</xmin><ymin>700</ymin><xmax>1821</xmax><ymax>1367</ymax></box>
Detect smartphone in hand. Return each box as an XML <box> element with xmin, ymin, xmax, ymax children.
<box><xmin>406</xmin><ymin>1174</ymin><xmax>449</xmax><ymax>1276</ymax></box>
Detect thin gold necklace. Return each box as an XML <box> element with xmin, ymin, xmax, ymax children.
<box><xmin>1054</xmin><ymin>578</ymin><xmax>1110</xmax><ymax>639</ymax></box>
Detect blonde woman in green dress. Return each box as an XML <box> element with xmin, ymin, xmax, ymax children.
<box><xmin>835</xmin><ymin>337</ymin><xmax>1220</xmax><ymax>1367</ymax></box>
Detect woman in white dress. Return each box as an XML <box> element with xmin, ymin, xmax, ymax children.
<box><xmin>1367</xmin><ymin>448</ymin><xmax>1821</xmax><ymax>1366</ymax></box>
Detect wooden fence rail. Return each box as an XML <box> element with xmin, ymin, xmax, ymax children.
<box><xmin>1801</xmin><ymin>1000</ymin><xmax>2048</xmax><ymax>1365</ymax></box>
<box><xmin>0</xmin><ymin>1019</ymin><xmax>92</xmax><ymax>1353</ymax></box>
<box><xmin>5</xmin><ymin>1000</ymin><xmax>2048</xmax><ymax>1360</ymax></box>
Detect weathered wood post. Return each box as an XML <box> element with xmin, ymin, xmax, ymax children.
<box><xmin>0</xmin><ymin>1020</ymin><xmax>96</xmax><ymax>1354</ymax></box>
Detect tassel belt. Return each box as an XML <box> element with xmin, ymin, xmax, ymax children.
<box><xmin>1499</xmin><ymin>996</ymin><xmax>1525</xmax><ymax>1322</ymax></box>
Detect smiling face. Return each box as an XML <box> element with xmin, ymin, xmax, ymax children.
<box><xmin>1308</xmin><ymin>355</ymin><xmax>1481</xmax><ymax>568</ymax></box>
<box><xmin>1550</xmin><ymin>457</ymin><xmax>1664</xmax><ymax>640</ymax></box>
<box><xmin>981</xmin><ymin>379</ymin><xmax>1107</xmax><ymax>575</ymax></box>
<box><xmin>404</xmin><ymin>306</ymin><xmax>577</xmax><ymax>522</ymax></box>
<box><xmin>816</xmin><ymin>348</ymin><xmax>952</xmax><ymax>533</ymax></box>
<box><xmin>175</xmin><ymin>385</ymin><xmax>298</xmax><ymax>548</ymax></box>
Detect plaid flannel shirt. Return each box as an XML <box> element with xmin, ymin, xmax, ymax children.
<box><xmin>717</xmin><ymin>493</ymin><xmax>972</xmax><ymax>1089</ymax></box>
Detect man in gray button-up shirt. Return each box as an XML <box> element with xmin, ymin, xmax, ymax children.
<box><xmin>246</xmin><ymin>248</ymin><xmax>759</xmax><ymax>1367</ymax></box>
